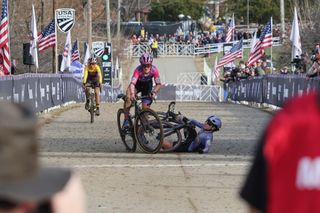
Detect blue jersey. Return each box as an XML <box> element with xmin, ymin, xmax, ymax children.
<box><xmin>187</xmin><ymin>119</ymin><xmax>213</xmax><ymax>153</ymax></box>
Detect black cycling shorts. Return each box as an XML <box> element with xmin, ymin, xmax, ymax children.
<box><xmin>86</xmin><ymin>80</ymin><xmax>100</xmax><ymax>88</ymax></box>
<box><xmin>135</xmin><ymin>80</ymin><xmax>153</xmax><ymax>106</ymax></box>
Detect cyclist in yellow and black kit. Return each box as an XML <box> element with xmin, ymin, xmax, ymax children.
<box><xmin>83</xmin><ymin>57</ymin><xmax>102</xmax><ymax>116</ymax></box>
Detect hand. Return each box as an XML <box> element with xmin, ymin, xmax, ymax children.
<box><xmin>150</xmin><ymin>91</ymin><xmax>157</xmax><ymax>99</ymax></box>
<box><xmin>82</xmin><ymin>83</ymin><xmax>86</xmax><ymax>90</ymax></box>
<box><xmin>130</xmin><ymin>93</ymin><xmax>136</xmax><ymax>101</ymax></box>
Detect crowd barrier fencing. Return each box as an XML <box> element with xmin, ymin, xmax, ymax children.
<box><xmin>0</xmin><ymin>74</ymin><xmax>121</xmax><ymax>113</ymax></box>
<box><xmin>227</xmin><ymin>74</ymin><xmax>320</xmax><ymax>107</ymax></box>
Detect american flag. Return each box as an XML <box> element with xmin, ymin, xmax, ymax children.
<box><xmin>213</xmin><ymin>56</ymin><xmax>220</xmax><ymax>80</ymax></box>
<box><xmin>71</xmin><ymin>40</ymin><xmax>80</xmax><ymax>63</ymax></box>
<box><xmin>226</xmin><ymin>15</ymin><xmax>235</xmax><ymax>43</ymax></box>
<box><xmin>216</xmin><ymin>39</ymin><xmax>243</xmax><ymax>68</ymax></box>
<box><xmin>247</xmin><ymin>19</ymin><xmax>273</xmax><ymax>67</ymax></box>
<box><xmin>38</xmin><ymin>20</ymin><xmax>56</xmax><ymax>52</ymax></box>
<box><xmin>0</xmin><ymin>0</ymin><xmax>10</xmax><ymax>75</ymax></box>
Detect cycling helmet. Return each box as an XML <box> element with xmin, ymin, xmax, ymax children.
<box><xmin>206</xmin><ymin>115</ymin><xmax>222</xmax><ymax>129</ymax></box>
<box><xmin>88</xmin><ymin>57</ymin><xmax>97</xmax><ymax>64</ymax></box>
<box><xmin>139</xmin><ymin>53</ymin><xmax>153</xmax><ymax>65</ymax></box>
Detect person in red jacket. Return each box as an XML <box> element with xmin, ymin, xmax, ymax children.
<box><xmin>240</xmin><ymin>91</ymin><xmax>320</xmax><ymax>213</ymax></box>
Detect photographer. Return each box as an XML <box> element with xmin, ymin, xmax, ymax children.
<box><xmin>307</xmin><ymin>53</ymin><xmax>320</xmax><ymax>78</ymax></box>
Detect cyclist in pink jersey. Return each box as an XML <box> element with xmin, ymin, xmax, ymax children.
<box><xmin>122</xmin><ymin>53</ymin><xmax>161</xmax><ymax>127</ymax></box>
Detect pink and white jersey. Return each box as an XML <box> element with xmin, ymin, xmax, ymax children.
<box><xmin>130</xmin><ymin>65</ymin><xmax>161</xmax><ymax>85</ymax></box>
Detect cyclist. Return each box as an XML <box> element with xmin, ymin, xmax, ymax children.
<box><xmin>83</xmin><ymin>57</ymin><xmax>102</xmax><ymax>116</ymax></box>
<box><xmin>162</xmin><ymin>115</ymin><xmax>222</xmax><ymax>153</ymax></box>
<box><xmin>123</xmin><ymin>52</ymin><xmax>161</xmax><ymax>127</ymax></box>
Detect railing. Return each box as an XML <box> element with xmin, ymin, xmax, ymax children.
<box><xmin>127</xmin><ymin>37</ymin><xmax>282</xmax><ymax>57</ymax></box>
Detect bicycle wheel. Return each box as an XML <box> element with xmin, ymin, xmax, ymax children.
<box><xmin>134</xmin><ymin>108</ymin><xmax>163</xmax><ymax>154</ymax></box>
<box><xmin>90</xmin><ymin>94</ymin><xmax>95</xmax><ymax>123</ymax></box>
<box><xmin>161</xmin><ymin>121</ymin><xmax>182</xmax><ymax>153</ymax></box>
<box><xmin>117</xmin><ymin>108</ymin><xmax>137</xmax><ymax>152</ymax></box>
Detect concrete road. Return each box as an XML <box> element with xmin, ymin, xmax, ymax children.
<box><xmin>130</xmin><ymin>57</ymin><xmax>197</xmax><ymax>84</ymax></box>
<box><xmin>39</xmin><ymin>101</ymin><xmax>272</xmax><ymax>213</ymax></box>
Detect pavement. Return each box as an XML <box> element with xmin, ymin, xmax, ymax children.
<box><xmin>39</xmin><ymin>101</ymin><xmax>272</xmax><ymax>213</ymax></box>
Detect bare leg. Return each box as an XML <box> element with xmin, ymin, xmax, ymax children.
<box><xmin>95</xmin><ymin>87</ymin><xmax>100</xmax><ymax>107</ymax></box>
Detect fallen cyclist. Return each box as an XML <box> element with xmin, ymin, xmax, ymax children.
<box><xmin>162</xmin><ymin>114</ymin><xmax>222</xmax><ymax>154</ymax></box>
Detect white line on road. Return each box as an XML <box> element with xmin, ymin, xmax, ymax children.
<box><xmin>71</xmin><ymin>163</ymin><xmax>249</xmax><ymax>169</ymax></box>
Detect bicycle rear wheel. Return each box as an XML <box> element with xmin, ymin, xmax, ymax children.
<box><xmin>161</xmin><ymin>121</ymin><xmax>182</xmax><ymax>153</ymax></box>
<box><xmin>117</xmin><ymin>108</ymin><xmax>137</xmax><ymax>152</ymax></box>
<box><xmin>135</xmin><ymin>108</ymin><xmax>163</xmax><ymax>154</ymax></box>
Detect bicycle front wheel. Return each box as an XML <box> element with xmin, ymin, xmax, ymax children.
<box><xmin>117</xmin><ymin>108</ymin><xmax>137</xmax><ymax>152</ymax></box>
<box><xmin>90</xmin><ymin>95</ymin><xmax>95</xmax><ymax>123</ymax></box>
<box><xmin>134</xmin><ymin>109</ymin><xmax>163</xmax><ymax>154</ymax></box>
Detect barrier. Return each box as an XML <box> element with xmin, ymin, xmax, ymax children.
<box><xmin>227</xmin><ymin>74</ymin><xmax>320</xmax><ymax>107</ymax></box>
<box><xmin>0</xmin><ymin>74</ymin><xmax>121</xmax><ymax>113</ymax></box>
<box><xmin>128</xmin><ymin>37</ymin><xmax>282</xmax><ymax>57</ymax></box>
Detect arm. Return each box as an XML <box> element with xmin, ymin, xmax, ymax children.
<box><xmin>152</xmin><ymin>67</ymin><xmax>161</xmax><ymax>94</ymax></box>
<box><xmin>189</xmin><ymin>119</ymin><xmax>204</xmax><ymax>129</ymax></box>
<box><xmin>130</xmin><ymin>69</ymin><xmax>140</xmax><ymax>96</ymax></box>
<box><xmin>83</xmin><ymin>66</ymin><xmax>88</xmax><ymax>84</ymax></box>
<box><xmin>96</xmin><ymin>65</ymin><xmax>102</xmax><ymax>84</ymax></box>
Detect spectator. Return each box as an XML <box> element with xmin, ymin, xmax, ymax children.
<box><xmin>240</xmin><ymin>91</ymin><xmax>320</xmax><ymax>213</ymax></box>
<box><xmin>0</xmin><ymin>101</ymin><xmax>86</xmax><ymax>213</ymax></box>
<box><xmin>140</xmin><ymin>26</ymin><xmax>145</xmax><ymax>40</ymax></box>
<box><xmin>11</xmin><ymin>59</ymin><xmax>17</xmax><ymax>75</ymax></box>
<box><xmin>280</xmin><ymin>66</ymin><xmax>289</xmax><ymax>74</ymax></box>
<box><xmin>131</xmin><ymin>34</ymin><xmax>138</xmax><ymax>45</ymax></box>
<box><xmin>307</xmin><ymin>53</ymin><xmax>320</xmax><ymax>77</ymax></box>
<box><xmin>255</xmin><ymin>60</ymin><xmax>266</xmax><ymax>76</ymax></box>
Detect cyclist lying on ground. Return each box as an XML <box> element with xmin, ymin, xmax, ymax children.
<box><xmin>162</xmin><ymin>114</ymin><xmax>222</xmax><ymax>153</ymax></box>
<box><xmin>123</xmin><ymin>52</ymin><xmax>161</xmax><ymax>127</ymax></box>
<box><xmin>83</xmin><ymin>57</ymin><xmax>102</xmax><ymax>116</ymax></box>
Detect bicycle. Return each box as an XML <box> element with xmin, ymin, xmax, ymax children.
<box><xmin>86</xmin><ymin>84</ymin><xmax>97</xmax><ymax>123</ymax></box>
<box><xmin>157</xmin><ymin>102</ymin><xmax>196</xmax><ymax>152</ymax></box>
<box><xmin>117</xmin><ymin>93</ymin><xmax>164</xmax><ymax>154</ymax></box>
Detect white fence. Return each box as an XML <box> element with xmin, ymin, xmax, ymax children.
<box><xmin>127</xmin><ymin>37</ymin><xmax>282</xmax><ymax>58</ymax></box>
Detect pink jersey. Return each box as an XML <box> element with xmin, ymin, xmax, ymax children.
<box><xmin>130</xmin><ymin>65</ymin><xmax>161</xmax><ymax>85</ymax></box>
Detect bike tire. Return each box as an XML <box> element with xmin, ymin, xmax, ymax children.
<box><xmin>117</xmin><ymin>108</ymin><xmax>137</xmax><ymax>152</ymax></box>
<box><xmin>90</xmin><ymin>94</ymin><xmax>95</xmax><ymax>123</ymax></box>
<box><xmin>161</xmin><ymin>121</ymin><xmax>182</xmax><ymax>153</ymax></box>
<box><xmin>134</xmin><ymin>108</ymin><xmax>163</xmax><ymax>154</ymax></box>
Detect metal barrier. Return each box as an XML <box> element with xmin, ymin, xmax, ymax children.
<box><xmin>227</xmin><ymin>74</ymin><xmax>320</xmax><ymax>107</ymax></box>
<box><xmin>128</xmin><ymin>37</ymin><xmax>282</xmax><ymax>57</ymax></box>
<box><xmin>0</xmin><ymin>74</ymin><xmax>121</xmax><ymax>112</ymax></box>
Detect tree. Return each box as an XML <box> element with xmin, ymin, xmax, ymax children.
<box><xmin>149</xmin><ymin>0</ymin><xmax>206</xmax><ymax>21</ymax></box>
<box><xmin>224</xmin><ymin>0</ymin><xmax>281</xmax><ymax>24</ymax></box>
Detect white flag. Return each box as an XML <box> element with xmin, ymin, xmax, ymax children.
<box><xmin>30</xmin><ymin>5</ymin><xmax>38</xmax><ymax>68</ymax></box>
<box><xmin>60</xmin><ymin>31</ymin><xmax>72</xmax><ymax>72</ymax></box>
<box><xmin>290</xmin><ymin>7</ymin><xmax>302</xmax><ymax>60</ymax></box>
<box><xmin>83</xmin><ymin>42</ymin><xmax>90</xmax><ymax>65</ymax></box>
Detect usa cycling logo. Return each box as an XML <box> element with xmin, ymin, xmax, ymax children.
<box><xmin>92</xmin><ymin>41</ymin><xmax>105</xmax><ymax>57</ymax></box>
<box><xmin>56</xmin><ymin>8</ymin><xmax>75</xmax><ymax>33</ymax></box>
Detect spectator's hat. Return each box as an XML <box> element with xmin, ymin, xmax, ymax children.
<box><xmin>0</xmin><ymin>101</ymin><xmax>71</xmax><ymax>202</ymax></box>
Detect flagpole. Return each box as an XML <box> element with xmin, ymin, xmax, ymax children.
<box><xmin>270</xmin><ymin>17</ymin><xmax>273</xmax><ymax>73</ymax></box>
<box><xmin>232</xmin><ymin>13</ymin><xmax>234</xmax><ymax>42</ymax></box>
<box><xmin>54</xmin><ymin>5</ymin><xmax>58</xmax><ymax>74</ymax></box>
<box><xmin>7</xmin><ymin>0</ymin><xmax>11</xmax><ymax>75</ymax></box>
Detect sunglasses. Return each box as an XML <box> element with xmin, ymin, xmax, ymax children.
<box><xmin>89</xmin><ymin>63</ymin><xmax>95</xmax><ymax>65</ymax></box>
<box><xmin>205</xmin><ymin>119</ymin><xmax>215</xmax><ymax>127</ymax></box>
<box><xmin>142</xmin><ymin>64</ymin><xmax>151</xmax><ymax>69</ymax></box>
